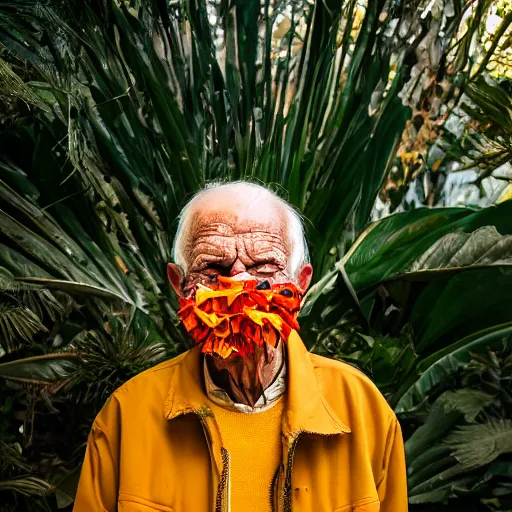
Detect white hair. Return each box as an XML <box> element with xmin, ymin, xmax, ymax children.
<box><xmin>172</xmin><ymin>181</ymin><xmax>310</xmax><ymax>277</ymax></box>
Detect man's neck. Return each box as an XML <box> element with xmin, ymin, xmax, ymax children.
<box><xmin>204</xmin><ymin>341</ymin><xmax>285</xmax><ymax>407</ymax></box>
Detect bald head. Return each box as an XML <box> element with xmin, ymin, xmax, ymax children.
<box><xmin>169</xmin><ymin>182</ymin><xmax>312</xmax><ymax>294</ymax></box>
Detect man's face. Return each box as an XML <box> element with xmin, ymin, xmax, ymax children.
<box><xmin>169</xmin><ymin>195</ymin><xmax>312</xmax><ymax>296</ymax></box>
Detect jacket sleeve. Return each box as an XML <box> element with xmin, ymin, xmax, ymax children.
<box><xmin>73</xmin><ymin>420</ymin><xmax>118</xmax><ymax>512</ymax></box>
<box><xmin>377</xmin><ymin>417</ymin><xmax>408</xmax><ymax>512</ymax></box>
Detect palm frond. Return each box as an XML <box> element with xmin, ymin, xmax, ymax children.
<box><xmin>441</xmin><ymin>388</ymin><xmax>497</xmax><ymax>423</ymax></box>
<box><xmin>0</xmin><ymin>441</ymin><xmax>34</xmax><ymax>475</ymax></box>
<box><xmin>69</xmin><ymin>309</ymin><xmax>169</xmax><ymax>401</ymax></box>
<box><xmin>0</xmin><ymin>267</ymin><xmax>67</xmax><ymax>352</ymax></box>
<box><xmin>0</xmin><ymin>476</ymin><xmax>53</xmax><ymax>497</ymax></box>
<box><xmin>0</xmin><ymin>303</ymin><xmax>47</xmax><ymax>353</ymax></box>
<box><xmin>446</xmin><ymin>419</ymin><xmax>512</xmax><ymax>469</ymax></box>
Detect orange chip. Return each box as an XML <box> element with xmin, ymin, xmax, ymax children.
<box><xmin>177</xmin><ymin>277</ymin><xmax>302</xmax><ymax>358</ymax></box>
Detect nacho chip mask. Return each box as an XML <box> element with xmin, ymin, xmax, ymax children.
<box><xmin>177</xmin><ymin>276</ymin><xmax>303</xmax><ymax>359</ymax></box>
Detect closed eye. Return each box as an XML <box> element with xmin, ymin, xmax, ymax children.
<box><xmin>202</xmin><ymin>263</ymin><xmax>230</xmax><ymax>275</ymax></box>
<box><xmin>248</xmin><ymin>263</ymin><xmax>280</xmax><ymax>275</ymax></box>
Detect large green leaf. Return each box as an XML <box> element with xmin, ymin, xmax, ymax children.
<box><xmin>395</xmin><ymin>323</ymin><xmax>512</xmax><ymax>413</ymax></box>
<box><xmin>344</xmin><ymin>200</ymin><xmax>512</xmax><ymax>292</ymax></box>
<box><xmin>398</xmin><ymin>267</ymin><xmax>512</xmax><ymax>354</ymax></box>
<box><xmin>410</xmin><ymin>226</ymin><xmax>512</xmax><ymax>270</ymax></box>
<box><xmin>16</xmin><ymin>278</ymin><xmax>127</xmax><ymax>301</ymax></box>
<box><xmin>307</xmin><ymin>206</ymin><xmax>512</xmax><ymax>413</ymax></box>
<box><xmin>0</xmin><ymin>353</ymin><xmax>79</xmax><ymax>384</ymax></box>
<box><xmin>306</xmin><ymin>204</ymin><xmax>512</xmax><ymax>361</ymax></box>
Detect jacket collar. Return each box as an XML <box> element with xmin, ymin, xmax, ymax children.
<box><xmin>164</xmin><ymin>330</ymin><xmax>351</xmax><ymax>439</ymax></box>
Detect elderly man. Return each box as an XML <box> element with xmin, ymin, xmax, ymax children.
<box><xmin>73</xmin><ymin>182</ymin><xmax>407</xmax><ymax>512</ymax></box>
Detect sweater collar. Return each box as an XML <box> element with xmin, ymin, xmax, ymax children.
<box><xmin>164</xmin><ymin>331</ymin><xmax>351</xmax><ymax>438</ymax></box>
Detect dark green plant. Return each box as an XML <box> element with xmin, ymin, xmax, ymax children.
<box><xmin>404</xmin><ymin>341</ymin><xmax>512</xmax><ymax>509</ymax></box>
<box><xmin>0</xmin><ymin>0</ymin><xmax>510</xmax><ymax>510</ymax></box>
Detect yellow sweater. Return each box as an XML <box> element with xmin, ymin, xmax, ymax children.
<box><xmin>209</xmin><ymin>398</ymin><xmax>285</xmax><ymax>512</ymax></box>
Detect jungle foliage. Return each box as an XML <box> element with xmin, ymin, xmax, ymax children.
<box><xmin>0</xmin><ymin>0</ymin><xmax>511</xmax><ymax>510</ymax></box>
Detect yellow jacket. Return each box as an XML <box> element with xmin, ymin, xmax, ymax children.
<box><xmin>73</xmin><ymin>331</ymin><xmax>408</xmax><ymax>512</ymax></box>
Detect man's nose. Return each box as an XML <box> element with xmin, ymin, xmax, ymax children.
<box><xmin>229</xmin><ymin>258</ymin><xmax>247</xmax><ymax>276</ymax></box>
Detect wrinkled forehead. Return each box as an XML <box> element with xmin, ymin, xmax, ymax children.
<box><xmin>189</xmin><ymin>194</ymin><xmax>288</xmax><ymax>239</ymax></box>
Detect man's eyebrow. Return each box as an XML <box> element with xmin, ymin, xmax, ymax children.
<box><xmin>189</xmin><ymin>252</ymin><xmax>236</xmax><ymax>269</ymax></box>
<box><xmin>248</xmin><ymin>252</ymin><xmax>286</xmax><ymax>265</ymax></box>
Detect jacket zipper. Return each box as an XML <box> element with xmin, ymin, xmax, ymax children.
<box><xmin>283</xmin><ymin>432</ymin><xmax>301</xmax><ymax>512</ymax></box>
<box><xmin>280</xmin><ymin>430</ymin><xmax>341</xmax><ymax>512</ymax></box>
<box><xmin>197</xmin><ymin>413</ymin><xmax>231</xmax><ymax>512</ymax></box>
<box><xmin>216</xmin><ymin>447</ymin><xmax>230</xmax><ymax>512</ymax></box>
<box><xmin>268</xmin><ymin>432</ymin><xmax>301</xmax><ymax>512</ymax></box>
<box><xmin>200</xmin><ymin>416</ymin><xmax>342</xmax><ymax>512</ymax></box>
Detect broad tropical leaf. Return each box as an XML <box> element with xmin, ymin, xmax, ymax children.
<box><xmin>0</xmin><ymin>353</ymin><xmax>79</xmax><ymax>384</ymax></box>
<box><xmin>343</xmin><ymin>201</ymin><xmax>512</xmax><ymax>292</ymax></box>
<box><xmin>410</xmin><ymin>225</ymin><xmax>512</xmax><ymax>272</ymax></box>
<box><xmin>396</xmin><ymin>324</ymin><xmax>512</xmax><ymax>412</ymax></box>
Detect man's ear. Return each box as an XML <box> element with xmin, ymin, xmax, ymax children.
<box><xmin>167</xmin><ymin>263</ymin><xmax>185</xmax><ymax>297</ymax></box>
<box><xmin>297</xmin><ymin>264</ymin><xmax>313</xmax><ymax>291</ymax></box>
